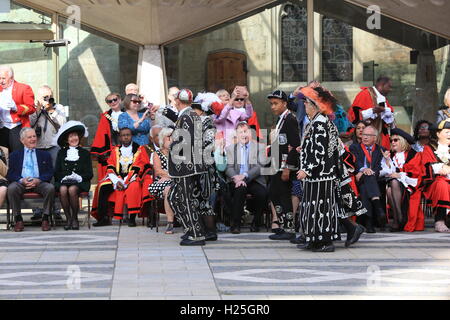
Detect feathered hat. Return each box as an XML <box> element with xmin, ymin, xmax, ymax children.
<box><xmin>194</xmin><ymin>92</ymin><xmax>224</xmax><ymax>116</ymax></box>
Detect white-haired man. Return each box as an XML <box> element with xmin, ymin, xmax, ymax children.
<box><xmin>0</xmin><ymin>65</ymin><xmax>36</xmax><ymax>152</ymax></box>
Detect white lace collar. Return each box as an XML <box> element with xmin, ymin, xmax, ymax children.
<box><xmin>66</xmin><ymin>146</ymin><xmax>79</xmax><ymax>161</ymax></box>
<box><xmin>436</xmin><ymin>142</ymin><xmax>450</xmax><ymax>164</ymax></box>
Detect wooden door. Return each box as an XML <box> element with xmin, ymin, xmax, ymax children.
<box><xmin>207</xmin><ymin>51</ymin><xmax>247</xmax><ymax>93</ymax></box>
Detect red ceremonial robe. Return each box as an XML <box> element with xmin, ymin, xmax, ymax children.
<box><xmin>421</xmin><ymin>145</ymin><xmax>450</xmax><ymax>212</ymax></box>
<box><xmin>400</xmin><ymin>151</ymin><xmax>425</xmax><ymax>232</ymax></box>
<box><xmin>0</xmin><ymin>81</ymin><xmax>35</xmax><ymax>127</ymax></box>
<box><xmin>91</xmin><ymin>110</ymin><xmax>119</xmax><ymax>181</ymax></box>
<box><xmin>348</xmin><ymin>87</ymin><xmax>394</xmax><ymax>150</ymax></box>
<box><xmin>91</xmin><ymin>143</ymin><xmax>149</xmax><ymax>220</ymax></box>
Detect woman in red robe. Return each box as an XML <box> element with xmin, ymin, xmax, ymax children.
<box><xmin>379</xmin><ymin>128</ymin><xmax>424</xmax><ymax>232</ymax></box>
<box><xmin>421</xmin><ymin>119</ymin><xmax>450</xmax><ymax>233</ymax></box>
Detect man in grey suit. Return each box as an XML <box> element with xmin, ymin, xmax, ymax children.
<box><xmin>225</xmin><ymin>122</ymin><xmax>268</xmax><ymax>234</ymax></box>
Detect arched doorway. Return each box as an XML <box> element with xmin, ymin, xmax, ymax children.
<box><xmin>207</xmin><ymin>51</ymin><xmax>248</xmax><ymax>93</ymax></box>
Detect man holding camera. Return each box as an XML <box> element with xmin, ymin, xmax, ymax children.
<box><xmin>31</xmin><ymin>85</ymin><xmax>67</xmax><ymax>165</ymax></box>
<box><xmin>348</xmin><ymin>76</ymin><xmax>395</xmax><ymax>150</ymax></box>
<box><xmin>0</xmin><ymin>65</ymin><xmax>36</xmax><ymax>153</ymax></box>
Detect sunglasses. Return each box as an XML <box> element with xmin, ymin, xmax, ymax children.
<box><xmin>390</xmin><ymin>138</ymin><xmax>399</xmax><ymax>143</ymax></box>
<box><xmin>131</xmin><ymin>100</ymin><xmax>141</xmax><ymax>104</ymax></box>
<box><xmin>235</xmin><ymin>98</ymin><xmax>245</xmax><ymax>102</ymax></box>
<box><xmin>106</xmin><ymin>98</ymin><xmax>119</xmax><ymax>104</ymax></box>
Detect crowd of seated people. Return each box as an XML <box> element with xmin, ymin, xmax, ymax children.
<box><xmin>1</xmin><ymin>63</ymin><xmax>449</xmax><ymax>238</ymax></box>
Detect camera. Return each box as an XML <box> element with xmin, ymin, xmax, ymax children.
<box><xmin>43</xmin><ymin>96</ymin><xmax>56</xmax><ymax>107</ymax></box>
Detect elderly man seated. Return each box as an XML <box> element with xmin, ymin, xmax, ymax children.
<box><xmin>6</xmin><ymin>128</ymin><xmax>55</xmax><ymax>232</ymax></box>
<box><xmin>92</xmin><ymin>127</ymin><xmax>149</xmax><ymax>228</ymax></box>
<box><xmin>349</xmin><ymin>125</ymin><xmax>386</xmax><ymax>233</ymax></box>
<box><xmin>225</xmin><ymin>122</ymin><xmax>268</xmax><ymax>234</ymax></box>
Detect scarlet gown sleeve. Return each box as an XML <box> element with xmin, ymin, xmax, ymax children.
<box><xmin>348</xmin><ymin>88</ymin><xmax>373</xmax><ymax>124</ymax></box>
<box><xmin>91</xmin><ymin>114</ymin><xmax>112</xmax><ymax>158</ymax></box>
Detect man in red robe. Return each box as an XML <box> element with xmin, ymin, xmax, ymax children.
<box><xmin>348</xmin><ymin>77</ymin><xmax>394</xmax><ymax>150</ymax></box>
<box><xmin>92</xmin><ymin>127</ymin><xmax>149</xmax><ymax>227</ymax></box>
<box><xmin>91</xmin><ymin>93</ymin><xmax>123</xmax><ymax>181</ymax></box>
<box><xmin>0</xmin><ymin>65</ymin><xmax>36</xmax><ymax>152</ymax></box>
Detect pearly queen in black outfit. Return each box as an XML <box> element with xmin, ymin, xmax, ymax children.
<box><xmin>297</xmin><ymin>86</ymin><xmax>346</xmax><ymax>252</ymax></box>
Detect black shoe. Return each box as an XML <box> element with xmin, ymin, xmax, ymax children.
<box><xmin>181</xmin><ymin>233</ymin><xmax>189</xmax><ymax>240</ymax></box>
<box><xmin>345</xmin><ymin>224</ymin><xmax>365</xmax><ymax>247</ymax></box>
<box><xmin>269</xmin><ymin>231</ymin><xmax>296</xmax><ymax>241</ymax></box>
<box><xmin>71</xmin><ymin>219</ymin><xmax>79</xmax><ymax>230</ymax></box>
<box><xmin>366</xmin><ymin>226</ymin><xmax>376</xmax><ymax>234</ymax></box>
<box><xmin>312</xmin><ymin>243</ymin><xmax>335</xmax><ymax>252</ymax></box>
<box><xmin>230</xmin><ymin>227</ymin><xmax>240</xmax><ymax>234</ymax></box>
<box><xmin>31</xmin><ymin>212</ymin><xmax>43</xmax><ymax>221</ymax></box>
<box><xmin>205</xmin><ymin>232</ymin><xmax>218</xmax><ymax>241</ymax></box>
<box><xmin>180</xmin><ymin>239</ymin><xmax>205</xmax><ymax>246</ymax></box>
<box><xmin>297</xmin><ymin>242</ymin><xmax>313</xmax><ymax>250</ymax></box>
<box><xmin>377</xmin><ymin>208</ymin><xmax>387</xmax><ymax>227</ymax></box>
<box><xmin>271</xmin><ymin>227</ymin><xmax>283</xmax><ymax>234</ymax></box>
<box><xmin>93</xmin><ymin>217</ymin><xmax>111</xmax><ymax>227</ymax></box>
<box><xmin>290</xmin><ymin>235</ymin><xmax>306</xmax><ymax>245</ymax></box>
<box><xmin>389</xmin><ymin>226</ymin><xmax>402</xmax><ymax>232</ymax></box>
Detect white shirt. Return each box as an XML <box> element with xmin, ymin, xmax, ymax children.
<box><xmin>380</xmin><ymin>151</ymin><xmax>418</xmax><ymax>191</ymax></box>
<box><xmin>108</xmin><ymin>144</ymin><xmax>134</xmax><ymax>189</ymax></box>
<box><xmin>110</xmin><ymin>110</ymin><xmax>123</xmax><ymax>132</ymax></box>
<box><xmin>360</xmin><ymin>87</ymin><xmax>394</xmax><ymax>125</ymax></box>
<box><xmin>0</xmin><ymin>84</ymin><xmax>20</xmax><ymax>129</ymax></box>
<box><xmin>432</xmin><ymin>143</ymin><xmax>450</xmax><ymax>179</ymax></box>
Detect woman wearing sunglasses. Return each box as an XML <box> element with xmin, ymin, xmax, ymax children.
<box><xmin>380</xmin><ymin>128</ymin><xmax>423</xmax><ymax>232</ymax></box>
<box><xmin>118</xmin><ymin>94</ymin><xmax>151</xmax><ymax>146</ymax></box>
<box><xmin>91</xmin><ymin>92</ymin><xmax>123</xmax><ymax>182</ymax></box>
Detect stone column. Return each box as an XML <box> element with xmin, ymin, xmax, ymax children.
<box><xmin>137</xmin><ymin>45</ymin><xmax>166</xmax><ymax>107</ymax></box>
<box><xmin>413</xmin><ymin>49</ymin><xmax>438</xmax><ymax>125</ymax></box>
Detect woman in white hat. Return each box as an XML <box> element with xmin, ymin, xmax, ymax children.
<box><xmin>53</xmin><ymin>121</ymin><xmax>93</xmax><ymax>230</ymax></box>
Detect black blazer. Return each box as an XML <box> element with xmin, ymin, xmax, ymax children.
<box><xmin>349</xmin><ymin>142</ymin><xmax>384</xmax><ymax>176</ymax></box>
<box><xmin>270</xmin><ymin>112</ymin><xmax>300</xmax><ymax>171</ymax></box>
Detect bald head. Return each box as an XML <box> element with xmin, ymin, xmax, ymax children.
<box><xmin>0</xmin><ymin>65</ymin><xmax>14</xmax><ymax>89</ymax></box>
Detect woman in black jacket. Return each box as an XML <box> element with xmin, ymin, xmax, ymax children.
<box><xmin>54</xmin><ymin>121</ymin><xmax>93</xmax><ymax>230</ymax></box>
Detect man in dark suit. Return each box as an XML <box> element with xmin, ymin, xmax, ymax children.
<box><xmin>349</xmin><ymin>125</ymin><xmax>386</xmax><ymax>233</ymax></box>
<box><xmin>7</xmin><ymin>127</ymin><xmax>55</xmax><ymax>232</ymax></box>
<box><xmin>267</xmin><ymin>90</ymin><xmax>301</xmax><ymax>240</ymax></box>
<box><xmin>225</xmin><ymin>122</ymin><xmax>268</xmax><ymax>234</ymax></box>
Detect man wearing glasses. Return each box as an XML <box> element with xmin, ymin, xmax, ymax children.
<box><xmin>91</xmin><ymin>92</ymin><xmax>124</xmax><ymax>182</ymax></box>
<box><xmin>350</xmin><ymin>126</ymin><xmax>387</xmax><ymax>233</ymax></box>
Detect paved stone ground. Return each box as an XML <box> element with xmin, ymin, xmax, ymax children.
<box><xmin>0</xmin><ymin>216</ymin><xmax>449</xmax><ymax>300</ymax></box>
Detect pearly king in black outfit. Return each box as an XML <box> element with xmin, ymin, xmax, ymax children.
<box><xmin>168</xmin><ymin>106</ymin><xmax>208</xmax><ymax>243</ymax></box>
<box><xmin>300</xmin><ymin>113</ymin><xmax>344</xmax><ymax>244</ymax></box>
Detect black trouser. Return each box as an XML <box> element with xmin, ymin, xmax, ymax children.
<box><xmin>168</xmin><ymin>176</ymin><xmax>205</xmax><ymax>241</ymax></box>
<box><xmin>0</xmin><ymin>126</ymin><xmax>22</xmax><ymax>153</ymax></box>
<box><xmin>269</xmin><ymin>171</ymin><xmax>295</xmax><ymax>233</ymax></box>
<box><xmin>229</xmin><ymin>181</ymin><xmax>267</xmax><ymax>228</ymax></box>
<box><xmin>97</xmin><ymin>184</ymin><xmax>114</xmax><ymax>220</ymax></box>
<box><xmin>358</xmin><ymin>175</ymin><xmax>380</xmax><ymax>219</ymax></box>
